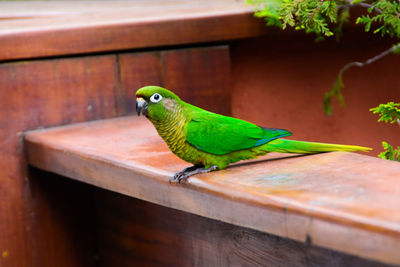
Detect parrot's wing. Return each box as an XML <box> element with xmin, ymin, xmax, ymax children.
<box><xmin>185</xmin><ymin>112</ymin><xmax>291</xmax><ymax>155</ymax></box>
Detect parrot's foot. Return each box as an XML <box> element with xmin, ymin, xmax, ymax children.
<box><xmin>169</xmin><ymin>165</ymin><xmax>199</xmax><ymax>183</ymax></box>
<box><xmin>170</xmin><ymin>165</ymin><xmax>218</xmax><ymax>184</ymax></box>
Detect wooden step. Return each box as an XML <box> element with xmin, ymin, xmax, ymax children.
<box><xmin>24</xmin><ymin>116</ymin><xmax>400</xmax><ymax>265</ymax></box>
<box><xmin>0</xmin><ymin>0</ymin><xmax>266</xmax><ymax>61</ymax></box>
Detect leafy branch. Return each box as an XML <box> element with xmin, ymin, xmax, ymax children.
<box><xmin>324</xmin><ymin>42</ymin><xmax>400</xmax><ymax>114</ymax></box>
<box><xmin>370</xmin><ymin>102</ymin><xmax>400</xmax><ymax>161</ymax></box>
<box><xmin>370</xmin><ymin>102</ymin><xmax>400</xmax><ymax>124</ymax></box>
<box><xmin>377</xmin><ymin>141</ymin><xmax>400</xmax><ymax>161</ymax></box>
<box><xmin>248</xmin><ymin>0</ymin><xmax>341</xmax><ymax>37</ymax></box>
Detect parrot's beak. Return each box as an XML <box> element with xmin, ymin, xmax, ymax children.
<box><xmin>136</xmin><ymin>97</ymin><xmax>148</xmax><ymax>116</ymax></box>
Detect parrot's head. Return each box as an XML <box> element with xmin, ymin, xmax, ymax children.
<box><xmin>136</xmin><ymin>86</ymin><xmax>181</xmax><ymax>121</ymax></box>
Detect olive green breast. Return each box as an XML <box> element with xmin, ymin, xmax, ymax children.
<box><xmin>148</xmin><ymin>99</ymin><xmax>265</xmax><ymax>169</ymax></box>
<box><xmin>149</xmin><ymin>99</ymin><xmax>197</xmax><ymax>164</ymax></box>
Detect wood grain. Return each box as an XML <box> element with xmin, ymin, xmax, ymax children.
<box><xmin>0</xmin><ymin>0</ymin><xmax>266</xmax><ymax>61</ymax></box>
<box><xmin>0</xmin><ymin>55</ymin><xmax>119</xmax><ymax>267</ymax></box>
<box><xmin>162</xmin><ymin>47</ymin><xmax>231</xmax><ymax>115</ymax></box>
<box><xmin>95</xmin><ymin>189</ymin><xmax>389</xmax><ymax>267</ymax></box>
<box><xmin>118</xmin><ymin>46</ymin><xmax>231</xmax><ymax>116</ymax></box>
<box><xmin>24</xmin><ymin>116</ymin><xmax>400</xmax><ymax>265</ymax></box>
<box><xmin>117</xmin><ymin>52</ymin><xmax>162</xmax><ymax>115</ymax></box>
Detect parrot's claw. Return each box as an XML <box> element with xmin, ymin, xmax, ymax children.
<box><xmin>169</xmin><ymin>166</ymin><xmax>198</xmax><ymax>184</ymax></box>
<box><xmin>170</xmin><ymin>165</ymin><xmax>218</xmax><ymax>184</ymax></box>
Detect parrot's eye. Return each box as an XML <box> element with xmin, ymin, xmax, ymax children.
<box><xmin>150</xmin><ymin>93</ymin><xmax>162</xmax><ymax>103</ymax></box>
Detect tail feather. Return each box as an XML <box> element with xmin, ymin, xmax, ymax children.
<box><xmin>262</xmin><ymin>138</ymin><xmax>372</xmax><ymax>154</ymax></box>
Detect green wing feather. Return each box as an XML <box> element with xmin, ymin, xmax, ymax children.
<box><xmin>185</xmin><ymin>109</ymin><xmax>291</xmax><ymax>155</ymax></box>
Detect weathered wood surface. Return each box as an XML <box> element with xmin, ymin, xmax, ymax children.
<box><xmin>25</xmin><ymin>116</ymin><xmax>400</xmax><ymax>265</ymax></box>
<box><xmin>95</xmin><ymin>188</ymin><xmax>390</xmax><ymax>267</ymax></box>
<box><xmin>0</xmin><ymin>46</ymin><xmax>230</xmax><ymax>266</ymax></box>
<box><xmin>0</xmin><ymin>0</ymin><xmax>266</xmax><ymax>61</ymax></box>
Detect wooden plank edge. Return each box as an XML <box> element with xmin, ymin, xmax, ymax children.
<box><xmin>0</xmin><ymin>12</ymin><xmax>267</xmax><ymax>62</ymax></box>
<box><xmin>24</xmin><ymin>125</ymin><xmax>400</xmax><ymax>237</ymax></box>
<box><xmin>24</xmin><ymin>137</ymin><xmax>400</xmax><ymax>265</ymax></box>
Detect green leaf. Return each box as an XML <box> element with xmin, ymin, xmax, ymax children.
<box><xmin>378</xmin><ymin>141</ymin><xmax>400</xmax><ymax>161</ymax></box>
<box><xmin>373</xmin><ymin>25</ymin><xmax>384</xmax><ymax>34</ymax></box>
<box><xmin>324</xmin><ymin>73</ymin><xmax>345</xmax><ymax>115</ymax></box>
<box><xmin>370</xmin><ymin>102</ymin><xmax>400</xmax><ymax>124</ymax></box>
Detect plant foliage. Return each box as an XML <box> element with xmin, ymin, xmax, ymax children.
<box><xmin>248</xmin><ymin>0</ymin><xmax>348</xmax><ymax>37</ymax></box>
<box><xmin>370</xmin><ymin>102</ymin><xmax>400</xmax><ymax>161</ymax></box>
<box><xmin>323</xmin><ymin>73</ymin><xmax>344</xmax><ymax>115</ymax></box>
<box><xmin>356</xmin><ymin>1</ymin><xmax>400</xmax><ymax>38</ymax></box>
<box><xmin>247</xmin><ymin>0</ymin><xmax>400</xmax><ymax>38</ymax></box>
<box><xmin>377</xmin><ymin>141</ymin><xmax>400</xmax><ymax>161</ymax></box>
<box><xmin>370</xmin><ymin>102</ymin><xmax>400</xmax><ymax>124</ymax></box>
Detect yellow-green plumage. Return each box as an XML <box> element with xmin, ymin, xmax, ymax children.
<box><xmin>148</xmin><ymin>97</ymin><xmax>255</xmax><ymax>170</ymax></box>
<box><xmin>136</xmin><ymin>86</ymin><xmax>371</xmax><ymax>180</ymax></box>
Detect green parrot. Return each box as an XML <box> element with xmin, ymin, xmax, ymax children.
<box><xmin>136</xmin><ymin>86</ymin><xmax>371</xmax><ymax>183</ymax></box>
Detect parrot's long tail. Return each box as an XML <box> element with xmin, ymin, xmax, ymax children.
<box><xmin>262</xmin><ymin>138</ymin><xmax>372</xmax><ymax>154</ymax></box>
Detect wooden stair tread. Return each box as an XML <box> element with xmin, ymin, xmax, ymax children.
<box><xmin>24</xmin><ymin>116</ymin><xmax>400</xmax><ymax>265</ymax></box>
<box><xmin>0</xmin><ymin>0</ymin><xmax>266</xmax><ymax>61</ymax></box>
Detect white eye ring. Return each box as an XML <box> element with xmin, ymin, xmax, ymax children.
<box><xmin>150</xmin><ymin>93</ymin><xmax>162</xmax><ymax>103</ymax></box>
